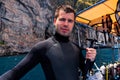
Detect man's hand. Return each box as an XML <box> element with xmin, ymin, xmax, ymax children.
<box><xmin>86</xmin><ymin>48</ymin><xmax>97</xmax><ymax>61</ymax></box>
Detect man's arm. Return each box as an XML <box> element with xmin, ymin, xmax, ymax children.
<box><xmin>79</xmin><ymin>48</ymin><xmax>96</xmax><ymax>80</ymax></box>
<box><xmin>85</xmin><ymin>48</ymin><xmax>96</xmax><ymax>80</ymax></box>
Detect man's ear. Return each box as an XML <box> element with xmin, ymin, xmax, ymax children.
<box><xmin>54</xmin><ymin>18</ymin><xmax>56</xmax><ymax>24</ymax></box>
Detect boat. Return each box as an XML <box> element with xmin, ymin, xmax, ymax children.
<box><xmin>74</xmin><ymin>0</ymin><xmax>120</xmax><ymax>80</ymax></box>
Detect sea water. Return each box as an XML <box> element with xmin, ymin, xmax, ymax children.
<box><xmin>0</xmin><ymin>54</ymin><xmax>46</xmax><ymax>80</ymax></box>
<box><xmin>0</xmin><ymin>48</ymin><xmax>119</xmax><ymax>80</ymax></box>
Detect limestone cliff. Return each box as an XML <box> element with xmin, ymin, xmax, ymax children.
<box><xmin>0</xmin><ymin>0</ymin><xmax>56</xmax><ymax>56</ymax></box>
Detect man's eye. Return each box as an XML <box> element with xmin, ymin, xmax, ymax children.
<box><xmin>68</xmin><ymin>19</ymin><xmax>73</xmax><ymax>23</ymax></box>
<box><xmin>59</xmin><ymin>18</ymin><xmax>66</xmax><ymax>21</ymax></box>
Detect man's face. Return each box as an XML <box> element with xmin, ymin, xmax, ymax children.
<box><xmin>54</xmin><ymin>10</ymin><xmax>75</xmax><ymax>37</ymax></box>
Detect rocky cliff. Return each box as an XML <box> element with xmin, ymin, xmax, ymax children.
<box><xmin>0</xmin><ymin>0</ymin><xmax>57</xmax><ymax>56</ymax></box>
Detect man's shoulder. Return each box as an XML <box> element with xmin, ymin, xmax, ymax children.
<box><xmin>33</xmin><ymin>37</ymin><xmax>56</xmax><ymax>49</ymax></box>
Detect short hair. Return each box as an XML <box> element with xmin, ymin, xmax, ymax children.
<box><xmin>54</xmin><ymin>5</ymin><xmax>75</xmax><ymax>19</ymax></box>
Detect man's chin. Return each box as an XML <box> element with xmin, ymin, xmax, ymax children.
<box><xmin>60</xmin><ymin>33</ymin><xmax>70</xmax><ymax>37</ymax></box>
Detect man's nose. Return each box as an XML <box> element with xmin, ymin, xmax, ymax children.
<box><xmin>64</xmin><ymin>20</ymin><xmax>68</xmax><ymax>26</ymax></box>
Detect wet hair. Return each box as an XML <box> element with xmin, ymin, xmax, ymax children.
<box><xmin>54</xmin><ymin>5</ymin><xmax>75</xmax><ymax>19</ymax></box>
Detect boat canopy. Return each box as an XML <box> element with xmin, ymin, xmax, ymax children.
<box><xmin>76</xmin><ymin>0</ymin><xmax>120</xmax><ymax>35</ymax></box>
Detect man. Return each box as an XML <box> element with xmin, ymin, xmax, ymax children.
<box><xmin>0</xmin><ymin>5</ymin><xmax>96</xmax><ymax>80</ymax></box>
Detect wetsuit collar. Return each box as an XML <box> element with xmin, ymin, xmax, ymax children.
<box><xmin>54</xmin><ymin>32</ymin><xmax>69</xmax><ymax>42</ymax></box>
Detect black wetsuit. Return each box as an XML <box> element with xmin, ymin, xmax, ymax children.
<box><xmin>0</xmin><ymin>32</ymin><xmax>94</xmax><ymax>80</ymax></box>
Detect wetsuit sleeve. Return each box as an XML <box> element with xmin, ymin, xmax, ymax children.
<box><xmin>78</xmin><ymin>49</ymin><xmax>86</xmax><ymax>74</ymax></box>
<box><xmin>0</xmin><ymin>46</ymin><xmax>42</xmax><ymax>80</ymax></box>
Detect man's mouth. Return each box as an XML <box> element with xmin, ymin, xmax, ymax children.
<box><xmin>61</xmin><ymin>28</ymin><xmax>69</xmax><ymax>33</ymax></box>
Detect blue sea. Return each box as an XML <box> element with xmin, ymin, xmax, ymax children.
<box><xmin>0</xmin><ymin>48</ymin><xmax>119</xmax><ymax>80</ymax></box>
